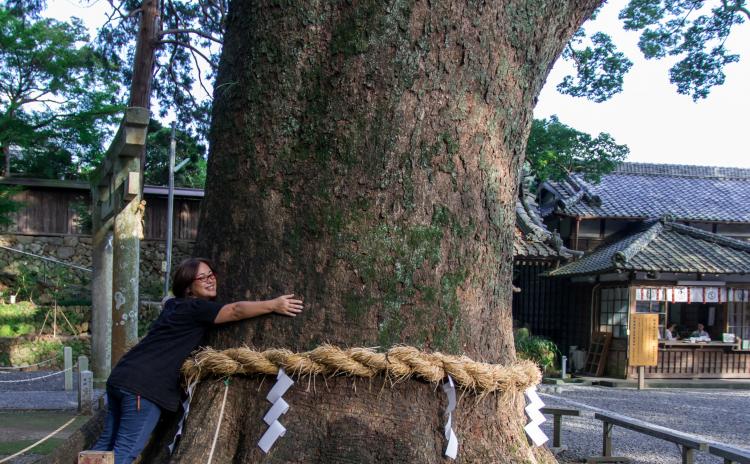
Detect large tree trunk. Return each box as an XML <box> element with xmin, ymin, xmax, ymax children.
<box><xmin>145</xmin><ymin>1</ymin><xmax>600</xmax><ymax>462</ymax></box>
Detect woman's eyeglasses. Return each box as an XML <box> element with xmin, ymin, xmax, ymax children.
<box><xmin>193</xmin><ymin>271</ymin><xmax>216</xmax><ymax>283</ymax></box>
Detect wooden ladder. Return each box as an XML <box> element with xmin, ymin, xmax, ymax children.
<box><xmin>583</xmin><ymin>331</ymin><xmax>613</xmax><ymax>377</ymax></box>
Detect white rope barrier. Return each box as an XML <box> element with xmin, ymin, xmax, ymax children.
<box><xmin>0</xmin><ymin>357</ymin><xmax>56</xmax><ymax>370</ymax></box>
<box><xmin>0</xmin><ymin>415</ymin><xmax>79</xmax><ymax>463</ymax></box>
<box><xmin>206</xmin><ymin>379</ymin><xmax>230</xmax><ymax>464</ymax></box>
<box><xmin>0</xmin><ymin>365</ymin><xmax>76</xmax><ymax>384</ymax></box>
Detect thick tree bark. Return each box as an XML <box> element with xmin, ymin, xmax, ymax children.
<box><xmin>145</xmin><ymin>1</ymin><xmax>601</xmax><ymax>462</ymax></box>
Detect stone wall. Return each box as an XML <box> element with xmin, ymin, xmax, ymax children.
<box><xmin>0</xmin><ymin>234</ymin><xmax>195</xmax><ymax>299</ymax></box>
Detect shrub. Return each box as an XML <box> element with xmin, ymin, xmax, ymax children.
<box><xmin>514</xmin><ymin>327</ymin><xmax>560</xmax><ymax>374</ymax></box>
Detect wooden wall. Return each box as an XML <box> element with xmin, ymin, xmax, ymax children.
<box><xmin>3</xmin><ymin>188</ymin><xmax>201</xmax><ymax>241</ymax></box>
<box><xmin>512</xmin><ymin>261</ymin><xmax>592</xmax><ymax>355</ymax></box>
<box><xmin>142</xmin><ymin>196</ymin><xmax>201</xmax><ymax>240</ymax></box>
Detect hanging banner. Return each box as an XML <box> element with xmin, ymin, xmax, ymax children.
<box><xmin>669</xmin><ymin>287</ymin><xmax>689</xmax><ymax>303</ymax></box>
<box><xmin>704</xmin><ymin>287</ymin><xmax>719</xmax><ymax>303</ymax></box>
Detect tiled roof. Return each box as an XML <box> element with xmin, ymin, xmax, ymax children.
<box><xmin>548</xmin><ymin>220</ymin><xmax>750</xmax><ymax>276</ymax></box>
<box><xmin>514</xmin><ymin>187</ymin><xmax>580</xmax><ymax>260</ymax></box>
<box><xmin>514</xmin><ymin>228</ymin><xmax>559</xmax><ymax>258</ymax></box>
<box><xmin>541</xmin><ymin>163</ymin><xmax>750</xmax><ymax>222</ymax></box>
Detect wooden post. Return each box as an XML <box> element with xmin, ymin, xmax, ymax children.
<box><xmin>553</xmin><ymin>414</ymin><xmax>562</xmax><ymax>448</ymax></box>
<box><xmin>638</xmin><ymin>366</ymin><xmax>645</xmax><ymax>390</ymax></box>
<box><xmin>681</xmin><ymin>446</ymin><xmax>695</xmax><ymax>464</ymax></box>
<box><xmin>602</xmin><ymin>422</ymin><xmax>613</xmax><ymax>457</ymax></box>
<box><xmin>91</xmin><ymin>179</ymin><xmax>113</xmax><ymax>382</ymax></box>
<box><xmin>64</xmin><ymin>346</ymin><xmax>73</xmax><ymax>391</ymax></box>
<box><xmin>78</xmin><ymin>370</ymin><xmax>93</xmax><ymax>415</ymax></box>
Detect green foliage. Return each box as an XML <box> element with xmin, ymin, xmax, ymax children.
<box><xmin>526</xmin><ymin>116</ymin><xmax>629</xmax><ymax>183</ymax></box>
<box><xmin>514</xmin><ymin>327</ymin><xmax>560</xmax><ymax>374</ymax></box>
<box><xmin>13</xmin><ymin>262</ymin><xmax>37</xmax><ymax>300</ymax></box>
<box><xmin>70</xmin><ymin>199</ymin><xmax>92</xmax><ymax>235</ymax></box>
<box><xmin>0</xmin><ymin>301</ymin><xmax>90</xmax><ymax>339</ymax></box>
<box><xmin>144</xmin><ymin>119</ymin><xmax>207</xmax><ymax>188</ymax></box>
<box><xmin>9</xmin><ymin>336</ymin><xmax>89</xmax><ymax>368</ymax></box>
<box><xmin>7</xmin><ymin>260</ymin><xmax>91</xmax><ymax>305</ymax></box>
<box><xmin>620</xmin><ymin>0</ymin><xmax>745</xmax><ymax>100</ymax></box>
<box><xmin>0</xmin><ymin>7</ymin><xmax>122</xmax><ymax>178</ymax></box>
<box><xmin>558</xmin><ymin>30</ymin><xmax>634</xmax><ymax>102</ymax></box>
<box><xmin>0</xmin><ymin>184</ymin><xmax>22</xmax><ymax>226</ymax></box>
<box><xmin>560</xmin><ymin>0</ymin><xmax>747</xmax><ymax>101</ymax></box>
<box><xmin>0</xmin><ymin>301</ymin><xmax>36</xmax><ymax>336</ymax></box>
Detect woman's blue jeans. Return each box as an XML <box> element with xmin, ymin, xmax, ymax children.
<box><xmin>91</xmin><ymin>385</ymin><xmax>162</xmax><ymax>464</ymax></box>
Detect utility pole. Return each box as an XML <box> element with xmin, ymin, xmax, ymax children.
<box><xmin>163</xmin><ymin>123</ymin><xmax>176</xmax><ymax>297</ymax></box>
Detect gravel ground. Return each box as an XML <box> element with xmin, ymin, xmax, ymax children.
<box><xmin>0</xmin><ymin>370</ymin><xmax>104</xmax><ymax>410</ymax></box>
<box><xmin>538</xmin><ymin>385</ymin><xmax>750</xmax><ymax>463</ymax></box>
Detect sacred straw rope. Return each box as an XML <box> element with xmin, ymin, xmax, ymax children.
<box><xmin>181</xmin><ymin>345</ymin><xmax>540</xmax><ymax>395</ymax></box>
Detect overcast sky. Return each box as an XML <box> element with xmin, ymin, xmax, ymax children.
<box><xmin>534</xmin><ymin>0</ymin><xmax>750</xmax><ymax>168</ymax></box>
<box><xmin>47</xmin><ymin>0</ymin><xmax>750</xmax><ymax>168</ymax></box>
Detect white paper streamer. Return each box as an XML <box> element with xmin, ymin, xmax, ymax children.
<box><xmin>266</xmin><ymin>369</ymin><xmax>294</xmax><ymax>403</ymax></box>
<box><xmin>258</xmin><ymin>369</ymin><xmax>294</xmax><ymax>454</ymax></box>
<box><xmin>442</xmin><ymin>375</ymin><xmax>458</xmax><ymax>459</ymax></box>
<box><xmin>524</xmin><ymin>386</ymin><xmax>548</xmax><ymax>447</ymax></box>
<box><xmin>263</xmin><ymin>398</ymin><xmax>289</xmax><ymax>425</ymax></box>
<box><xmin>168</xmin><ymin>379</ymin><xmax>198</xmax><ymax>454</ymax></box>
<box><xmin>258</xmin><ymin>420</ymin><xmax>286</xmax><ymax>453</ymax></box>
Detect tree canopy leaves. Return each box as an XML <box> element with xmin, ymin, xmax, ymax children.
<box><xmin>144</xmin><ymin>119</ymin><xmax>206</xmax><ymax>188</ymax></box>
<box><xmin>0</xmin><ymin>6</ymin><xmax>121</xmax><ymax>178</ymax></box>
<box><xmin>526</xmin><ymin>116</ymin><xmax>630</xmax><ymax>183</ymax></box>
<box><xmin>558</xmin><ymin>0</ymin><xmax>747</xmax><ymax>101</ymax></box>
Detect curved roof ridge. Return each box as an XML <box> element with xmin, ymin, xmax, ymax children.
<box><xmin>668</xmin><ymin>222</ymin><xmax>750</xmax><ymax>252</ymax></box>
<box><xmin>612</xmin><ymin>221</ymin><xmax>662</xmax><ymax>267</ymax></box>
<box><xmin>614</xmin><ymin>162</ymin><xmax>750</xmax><ymax>180</ymax></box>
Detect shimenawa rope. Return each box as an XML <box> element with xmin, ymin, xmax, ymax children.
<box><xmin>182</xmin><ymin>345</ymin><xmax>540</xmax><ymax>395</ymax></box>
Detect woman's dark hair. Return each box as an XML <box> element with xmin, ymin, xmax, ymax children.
<box><xmin>172</xmin><ymin>257</ymin><xmax>216</xmax><ymax>298</ymax></box>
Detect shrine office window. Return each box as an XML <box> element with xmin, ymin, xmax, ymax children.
<box><xmin>728</xmin><ymin>300</ymin><xmax>750</xmax><ymax>341</ymax></box>
<box><xmin>636</xmin><ymin>299</ymin><xmax>667</xmax><ymax>337</ymax></box>
<box><xmin>599</xmin><ymin>287</ymin><xmax>629</xmax><ymax>338</ymax></box>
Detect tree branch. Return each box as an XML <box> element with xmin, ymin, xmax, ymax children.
<box><xmin>157</xmin><ymin>40</ymin><xmax>217</xmax><ymax>69</ymax></box>
<box><xmin>722</xmin><ymin>0</ymin><xmax>750</xmax><ymax>20</ymax></box>
<box><xmin>159</xmin><ymin>28</ymin><xmax>223</xmax><ymax>44</ymax></box>
<box><xmin>189</xmin><ymin>46</ymin><xmax>213</xmax><ymax>99</ymax></box>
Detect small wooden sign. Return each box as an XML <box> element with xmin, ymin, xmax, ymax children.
<box><xmin>628</xmin><ymin>313</ymin><xmax>659</xmax><ymax>367</ymax></box>
<box><xmin>78</xmin><ymin>451</ymin><xmax>114</xmax><ymax>464</ymax></box>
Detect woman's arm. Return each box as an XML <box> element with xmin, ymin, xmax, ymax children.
<box><xmin>213</xmin><ymin>294</ymin><xmax>303</xmax><ymax>324</ymax></box>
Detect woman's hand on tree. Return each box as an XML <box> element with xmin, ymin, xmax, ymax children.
<box><xmin>272</xmin><ymin>294</ymin><xmax>304</xmax><ymax>317</ymax></box>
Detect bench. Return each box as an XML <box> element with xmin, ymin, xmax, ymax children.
<box><xmin>594</xmin><ymin>412</ymin><xmax>708</xmax><ymax>464</ymax></box>
<box><xmin>709</xmin><ymin>443</ymin><xmax>750</xmax><ymax>464</ymax></box>
<box><xmin>540</xmin><ymin>407</ymin><xmax>580</xmax><ymax>449</ymax></box>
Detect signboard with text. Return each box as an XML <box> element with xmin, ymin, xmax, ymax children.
<box><xmin>628</xmin><ymin>313</ymin><xmax>659</xmax><ymax>367</ymax></box>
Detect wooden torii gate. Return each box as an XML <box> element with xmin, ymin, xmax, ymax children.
<box><xmin>89</xmin><ymin>107</ymin><xmax>150</xmax><ymax>381</ymax></box>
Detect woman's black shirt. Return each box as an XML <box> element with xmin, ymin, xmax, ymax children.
<box><xmin>107</xmin><ymin>297</ymin><xmax>223</xmax><ymax>411</ymax></box>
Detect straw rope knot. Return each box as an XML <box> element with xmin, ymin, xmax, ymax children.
<box><xmin>181</xmin><ymin>345</ymin><xmax>541</xmax><ymax>395</ymax></box>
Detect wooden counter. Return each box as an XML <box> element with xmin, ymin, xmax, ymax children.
<box><xmin>627</xmin><ymin>341</ymin><xmax>750</xmax><ymax>379</ymax></box>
